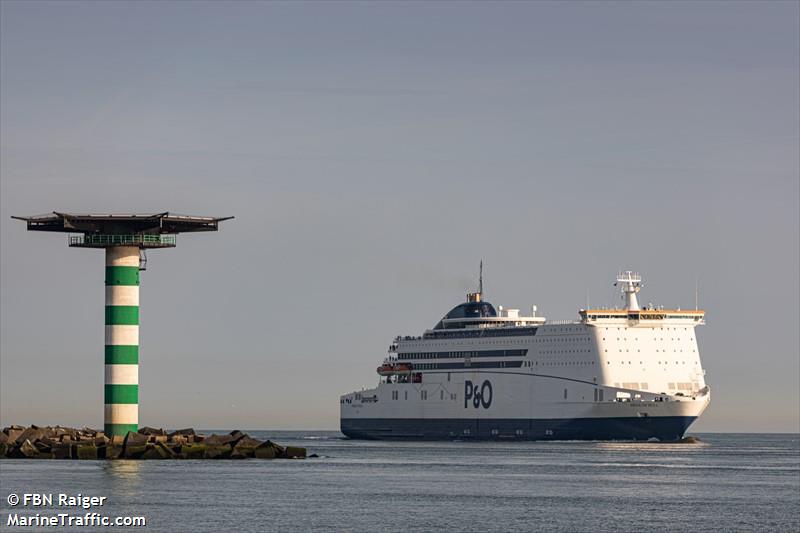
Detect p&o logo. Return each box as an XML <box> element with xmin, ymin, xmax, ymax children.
<box><xmin>464</xmin><ymin>380</ymin><xmax>493</xmax><ymax>409</ymax></box>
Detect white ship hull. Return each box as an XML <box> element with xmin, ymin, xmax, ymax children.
<box><xmin>341</xmin><ymin>367</ymin><xmax>709</xmax><ymax>440</ymax></box>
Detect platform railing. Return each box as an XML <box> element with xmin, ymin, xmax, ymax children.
<box><xmin>69</xmin><ymin>234</ymin><xmax>177</xmax><ymax>247</ymax></box>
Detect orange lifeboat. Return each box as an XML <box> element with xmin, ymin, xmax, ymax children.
<box><xmin>376</xmin><ymin>363</ymin><xmax>413</xmax><ymax>376</ymax></box>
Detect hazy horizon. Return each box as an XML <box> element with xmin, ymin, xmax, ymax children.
<box><xmin>1</xmin><ymin>1</ymin><xmax>798</xmax><ymax>433</ymax></box>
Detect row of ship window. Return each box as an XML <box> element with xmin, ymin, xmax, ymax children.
<box><xmin>404</xmin><ymin>329</ymin><xmax>601</xmax><ymax>345</ymax></box>
<box><xmin>390</xmin><ymin>390</ymin><xmax>457</xmax><ymax>401</ymax></box>
<box><xmin>604</xmin><ymin>327</ymin><xmax>692</xmax><ymax>331</ymax></box>
<box><xmin>590</xmin><ymin>315</ymin><xmax>697</xmax><ymax>319</ymax></box>
<box><xmin>611</xmin><ymin>382</ymin><xmax>696</xmax><ymax>390</ymax></box>
<box><xmin>385</xmin><ymin>387</ymin><xmax>604</xmax><ymax>403</ymax></box>
<box><xmin>604</xmin><ymin>349</ymin><xmax>696</xmax><ymax>353</ymax></box>
<box><xmin>603</xmin><ymin>337</ymin><xmax>694</xmax><ymax>342</ymax></box>
<box><xmin>537</xmin><ymin>336</ymin><xmax>591</xmax><ymax>341</ymax></box>
<box><xmin>523</xmin><ymin>361</ymin><xmax>594</xmax><ymax>366</ymax></box>
<box><xmin>606</xmin><ymin>360</ymin><xmax>697</xmax><ymax>365</ymax></box>
<box><xmin>411</xmin><ymin>361</ymin><xmax>523</xmax><ymax>370</ymax></box>
<box><xmin>422</xmin><ymin>328</ymin><xmax>539</xmax><ymax>340</ymax></box>
<box><xmin>397</xmin><ymin>349</ymin><xmax>527</xmax><ymax>360</ymax></box>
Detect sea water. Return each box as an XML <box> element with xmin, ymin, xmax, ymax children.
<box><xmin>1</xmin><ymin>432</ymin><xmax>797</xmax><ymax>532</ymax></box>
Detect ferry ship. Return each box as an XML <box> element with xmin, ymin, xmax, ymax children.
<box><xmin>340</xmin><ymin>271</ymin><xmax>710</xmax><ymax>441</ymax></box>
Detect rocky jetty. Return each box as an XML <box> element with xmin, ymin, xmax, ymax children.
<box><xmin>0</xmin><ymin>425</ymin><xmax>307</xmax><ymax>460</ymax></box>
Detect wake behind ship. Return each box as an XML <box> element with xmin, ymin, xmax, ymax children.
<box><xmin>340</xmin><ymin>271</ymin><xmax>710</xmax><ymax>441</ymax></box>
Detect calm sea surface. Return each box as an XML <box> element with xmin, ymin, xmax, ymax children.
<box><xmin>1</xmin><ymin>432</ymin><xmax>797</xmax><ymax>532</ymax></box>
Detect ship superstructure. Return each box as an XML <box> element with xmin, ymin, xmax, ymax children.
<box><xmin>340</xmin><ymin>271</ymin><xmax>709</xmax><ymax>441</ymax></box>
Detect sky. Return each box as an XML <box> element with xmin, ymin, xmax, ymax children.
<box><xmin>1</xmin><ymin>1</ymin><xmax>798</xmax><ymax>432</ymax></box>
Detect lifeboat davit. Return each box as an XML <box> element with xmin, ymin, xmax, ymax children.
<box><xmin>376</xmin><ymin>363</ymin><xmax>413</xmax><ymax>376</ymax></box>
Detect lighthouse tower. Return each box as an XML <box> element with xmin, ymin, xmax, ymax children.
<box><xmin>12</xmin><ymin>212</ymin><xmax>232</xmax><ymax>437</ymax></box>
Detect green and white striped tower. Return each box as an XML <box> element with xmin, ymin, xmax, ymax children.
<box><xmin>105</xmin><ymin>246</ymin><xmax>141</xmax><ymax>436</ymax></box>
<box><xmin>12</xmin><ymin>212</ymin><xmax>232</xmax><ymax>438</ymax></box>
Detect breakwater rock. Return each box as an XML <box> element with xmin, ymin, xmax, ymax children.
<box><xmin>0</xmin><ymin>425</ymin><xmax>307</xmax><ymax>460</ymax></box>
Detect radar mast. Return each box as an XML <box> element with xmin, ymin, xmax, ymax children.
<box><xmin>615</xmin><ymin>271</ymin><xmax>642</xmax><ymax>311</ymax></box>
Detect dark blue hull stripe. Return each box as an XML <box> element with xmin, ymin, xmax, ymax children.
<box><xmin>341</xmin><ymin>416</ymin><xmax>697</xmax><ymax>441</ymax></box>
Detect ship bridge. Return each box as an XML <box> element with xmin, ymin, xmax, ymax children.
<box><xmin>579</xmin><ymin>308</ymin><xmax>705</xmax><ymax>325</ymax></box>
<box><xmin>580</xmin><ymin>271</ymin><xmax>705</xmax><ymax>325</ymax></box>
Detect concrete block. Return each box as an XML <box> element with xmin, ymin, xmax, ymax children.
<box><xmin>19</xmin><ymin>439</ymin><xmax>39</xmax><ymax>458</ymax></box>
<box><xmin>34</xmin><ymin>441</ymin><xmax>52</xmax><ymax>454</ymax></box>
<box><xmin>254</xmin><ymin>446</ymin><xmax>276</xmax><ymax>459</ymax></box>
<box><xmin>76</xmin><ymin>445</ymin><xmax>98</xmax><ymax>460</ymax></box>
<box><xmin>142</xmin><ymin>445</ymin><xmax>169</xmax><ymax>459</ymax></box>
<box><xmin>139</xmin><ymin>426</ymin><xmax>166</xmax><ymax>436</ymax></box>
<box><xmin>231</xmin><ymin>443</ymin><xmax>258</xmax><ymax>459</ymax></box>
<box><xmin>204</xmin><ymin>434</ymin><xmax>237</xmax><ymax>446</ymax></box>
<box><xmin>5</xmin><ymin>429</ymin><xmax>23</xmax><ymax>444</ymax></box>
<box><xmin>262</xmin><ymin>440</ymin><xmax>285</xmax><ymax>458</ymax></box>
<box><xmin>51</xmin><ymin>445</ymin><xmax>71</xmax><ymax>459</ymax></box>
<box><xmin>180</xmin><ymin>444</ymin><xmax>205</xmax><ymax>459</ymax></box>
<box><xmin>123</xmin><ymin>431</ymin><xmax>148</xmax><ymax>448</ymax></box>
<box><xmin>106</xmin><ymin>446</ymin><xmax>123</xmax><ymax>460</ymax></box>
<box><xmin>156</xmin><ymin>442</ymin><xmax>177</xmax><ymax>458</ymax></box>
<box><xmin>38</xmin><ymin>436</ymin><xmax>57</xmax><ymax>448</ymax></box>
<box><xmin>15</xmin><ymin>428</ymin><xmax>44</xmax><ymax>446</ymax></box>
<box><xmin>203</xmin><ymin>445</ymin><xmax>232</xmax><ymax>459</ymax></box>
<box><xmin>236</xmin><ymin>436</ymin><xmax>263</xmax><ymax>448</ymax></box>
<box><xmin>122</xmin><ymin>445</ymin><xmax>147</xmax><ymax>459</ymax></box>
<box><xmin>284</xmin><ymin>446</ymin><xmax>307</xmax><ymax>459</ymax></box>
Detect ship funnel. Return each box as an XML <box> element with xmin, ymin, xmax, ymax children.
<box><xmin>615</xmin><ymin>271</ymin><xmax>642</xmax><ymax>311</ymax></box>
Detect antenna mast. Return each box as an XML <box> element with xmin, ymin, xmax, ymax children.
<box><xmin>479</xmin><ymin>260</ymin><xmax>483</xmax><ymax>296</ymax></box>
<box><xmin>467</xmin><ymin>261</ymin><xmax>484</xmax><ymax>303</ymax></box>
<box><xmin>695</xmin><ymin>277</ymin><xmax>699</xmax><ymax>310</ymax></box>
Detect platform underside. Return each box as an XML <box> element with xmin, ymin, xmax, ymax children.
<box><xmin>341</xmin><ymin>416</ymin><xmax>697</xmax><ymax>441</ymax></box>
